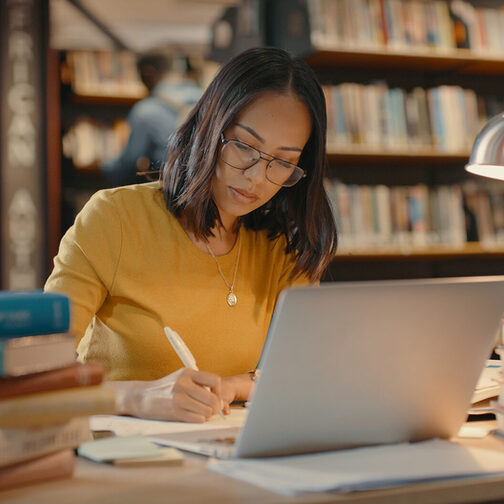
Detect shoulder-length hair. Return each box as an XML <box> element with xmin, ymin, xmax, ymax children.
<box><xmin>162</xmin><ymin>46</ymin><xmax>337</xmax><ymax>281</ymax></box>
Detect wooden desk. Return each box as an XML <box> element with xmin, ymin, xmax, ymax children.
<box><xmin>3</xmin><ymin>422</ymin><xmax>504</xmax><ymax>504</ymax></box>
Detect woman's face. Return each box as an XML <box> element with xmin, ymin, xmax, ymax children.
<box><xmin>212</xmin><ymin>91</ymin><xmax>312</xmax><ymax>228</ymax></box>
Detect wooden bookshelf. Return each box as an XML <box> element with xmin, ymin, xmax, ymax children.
<box><xmin>326</xmin><ymin>145</ymin><xmax>471</xmax><ymax>166</ymax></box>
<box><xmin>305</xmin><ymin>46</ymin><xmax>504</xmax><ymax>76</ymax></box>
<box><xmin>69</xmin><ymin>93</ymin><xmax>144</xmax><ymax>106</ymax></box>
<box><xmin>334</xmin><ymin>243</ymin><xmax>504</xmax><ymax>261</ymax></box>
<box><xmin>279</xmin><ymin>0</ymin><xmax>504</xmax><ymax>280</ymax></box>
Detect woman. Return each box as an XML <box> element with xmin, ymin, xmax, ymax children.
<box><xmin>44</xmin><ymin>47</ymin><xmax>337</xmax><ymax>422</ymax></box>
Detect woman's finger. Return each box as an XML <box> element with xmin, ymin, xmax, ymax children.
<box><xmin>184</xmin><ymin>384</ymin><xmax>220</xmax><ymax>414</ymax></box>
<box><xmin>192</xmin><ymin>370</ymin><xmax>222</xmax><ymax>398</ymax></box>
<box><xmin>173</xmin><ymin>405</ymin><xmax>208</xmax><ymax>423</ymax></box>
<box><xmin>174</xmin><ymin>390</ymin><xmax>214</xmax><ymax>418</ymax></box>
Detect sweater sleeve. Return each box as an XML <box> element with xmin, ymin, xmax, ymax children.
<box><xmin>44</xmin><ymin>190</ymin><xmax>123</xmax><ymax>344</ymax></box>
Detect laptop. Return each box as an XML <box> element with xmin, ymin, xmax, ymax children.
<box><xmin>150</xmin><ymin>276</ymin><xmax>504</xmax><ymax>458</ymax></box>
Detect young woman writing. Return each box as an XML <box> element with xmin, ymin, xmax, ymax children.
<box><xmin>44</xmin><ymin>47</ymin><xmax>337</xmax><ymax>422</ymax></box>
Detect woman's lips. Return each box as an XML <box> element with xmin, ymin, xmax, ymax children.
<box><xmin>229</xmin><ymin>187</ymin><xmax>258</xmax><ymax>203</ymax></box>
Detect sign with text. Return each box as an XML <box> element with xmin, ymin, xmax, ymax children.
<box><xmin>0</xmin><ymin>0</ymin><xmax>48</xmax><ymax>289</ymax></box>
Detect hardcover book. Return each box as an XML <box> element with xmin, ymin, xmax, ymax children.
<box><xmin>0</xmin><ymin>333</ymin><xmax>76</xmax><ymax>377</ymax></box>
<box><xmin>0</xmin><ymin>291</ymin><xmax>70</xmax><ymax>337</ymax></box>
<box><xmin>0</xmin><ymin>416</ymin><xmax>91</xmax><ymax>468</ymax></box>
<box><xmin>0</xmin><ymin>385</ymin><xmax>116</xmax><ymax>427</ymax></box>
<box><xmin>0</xmin><ymin>449</ymin><xmax>75</xmax><ymax>490</ymax></box>
<box><xmin>0</xmin><ymin>362</ymin><xmax>105</xmax><ymax>398</ymax></box>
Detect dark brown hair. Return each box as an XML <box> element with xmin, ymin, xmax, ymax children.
<box><xmin>162</xmin><ymin>47</ymin><xmax>337</xmax><ymax>281</ymax></box>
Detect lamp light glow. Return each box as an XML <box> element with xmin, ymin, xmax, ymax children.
<box><xmin>465</xmin><ymin>112</ymin><xmax>504</xmax><ymax>180</ymax></box>
<box><xmin>465</xmin><ymin>164</ymin><xmax>504</xmax><ymax>181</ymax></box>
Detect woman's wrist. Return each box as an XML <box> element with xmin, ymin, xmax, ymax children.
<box><xmin>224</xmin><ymin>373</ymin><xmax>254</xmax><ymax>402</ymax></box>
<box><xmin>105</xmin><ymin>380</ymin><xmax>140</xmax><ymax>416</ymax></box>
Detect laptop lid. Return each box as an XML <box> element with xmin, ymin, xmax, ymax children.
<box><xmin>234</xmin><ymin>276</ymin><xmax>504</xmax><ymax>458</ymax></box>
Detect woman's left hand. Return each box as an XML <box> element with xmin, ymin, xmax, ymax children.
<box><xmin>221</xmin><ymin>373</ymin><xmax>254</xmax><ymax>414</ymax></box>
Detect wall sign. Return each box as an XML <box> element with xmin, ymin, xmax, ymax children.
<box><xmin>0</xmin><ymin>0</ymin><xmax>48</xmax><ymax>290</ymax></box>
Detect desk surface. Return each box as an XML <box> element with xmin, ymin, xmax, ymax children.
<box><xmin>4</xmin><ymin>421</ymin><xmax>504</xmax><ymax>504</ymax></box>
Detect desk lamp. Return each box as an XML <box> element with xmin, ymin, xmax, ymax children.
<box><xmin>466</xmin><ymin>113</ymin><xmax>504</xmax><ymax>179</ymax></box>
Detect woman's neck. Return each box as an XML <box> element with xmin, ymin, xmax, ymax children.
<box><xmin>180</xmin><ymin>217</ymin><xmax>239</xmax><ymax>256</ymax></box>
<box><xmin>206</xmin><ymin>224</ymin><xmax>238</xmax><ymax>256</ymax></box>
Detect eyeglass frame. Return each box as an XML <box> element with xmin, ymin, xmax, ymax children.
<box><xmin>219</xmin><ymin>133</ymin><xmax>306</xmax><ymax>187</ymax></box>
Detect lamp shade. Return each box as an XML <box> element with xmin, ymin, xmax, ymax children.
<box><xmin>465</xmin><ymin>112</ymin><xmax>504</xmax><ymax>180</ymax></box>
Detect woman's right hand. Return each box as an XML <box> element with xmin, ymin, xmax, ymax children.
<box><xmin>108</xmin><ymin>368</ymin><xmax>223</xmax><ymax>423</ymax></box>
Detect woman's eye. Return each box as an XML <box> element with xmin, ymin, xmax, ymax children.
<box><xmin>277</xmin><ymin>160</ymin><xmax>294</xmax><ymax>169</ymax></box>
<box><xmin>235</xmin><ymin>142</ymin><xmax>253</xmax><ymax>153</ymax></box>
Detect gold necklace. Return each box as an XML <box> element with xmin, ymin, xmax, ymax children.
<box><xmin>205</xmin><ymin>233</ymin><xmax>241</xmax><ymax>307</ymax></box>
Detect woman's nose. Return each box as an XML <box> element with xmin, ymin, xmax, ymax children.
<box><xmin>243</xmin><ymin>157</ymin><xmax>269</xmax><ymax>182</ymax></box>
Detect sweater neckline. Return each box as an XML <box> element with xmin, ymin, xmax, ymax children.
<box><xmin>170</xmin><ymin>211</ymin><xmax>243</xmax><ymax>264</ymax></box>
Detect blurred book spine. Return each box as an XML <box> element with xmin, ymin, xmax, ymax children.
<box><xmin>0</xmin><ymin>333</ymin><xmax>75</xmax><ymax>377</ymax></box>
<box><xmin>62</xmin><ymin>118</ymin><xmax>129</xmax><ymax>170</ymax></box>
<box><xmin>323</xmin><ymin>82</ymin><xmax>499</xmax><ymax>153</ymax></box>
<box><xmin>0</xmin><ymin>385</ymin><xmax>116</xmax><ymax>428</ymax></box>
<box><xmin>64</xmin><ymin>50</ymin><xmax>147</xmax><ymax>98</ymax></box>
<box><xmin>0</xmin><ymin>291</ymin><xmax>70</xmax><ymax>337</ymax></box>
<box><xmin>0</xmin><ymin>449</ymin><xmax>75</xmax><ymax>491</ymax></box>
<box><xmin>0</xmin><ymin>416</ymin><xmax>91</xmax><ymax>468</ymax></box>
<box><xmin>325</xmin><ymin>179</ymin><xmax>504</xmax><ymax>252</ymax></box>
<box><xmin>307</xmin><ymin>0</ymin><xmax>504</xmax><ymax>55</ymax></box>
<box><xmin>0</xmin><ymin>362</ymin><xmax>105</xmax><ymax>399</ymax></box>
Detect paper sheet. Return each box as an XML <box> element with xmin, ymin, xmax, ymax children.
<box><xmin>471</xmin><ymin>360</ymin><xmax>502</xmax><ymax>403</ymax></box>
<box><xmin>90</xmin><ymin>407</ymin><xmax>247</xmax><ymax>436</ymax></box>
<box><xmin>208</xmin><ymin>439</ymin><xmax>504</xmax><ymax>495</ymax></box>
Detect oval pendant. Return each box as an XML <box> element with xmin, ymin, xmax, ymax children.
<box><xmin>226</xmin><ymin>292</ymin><xmax>237</xmax><ymax>307</ymax></box>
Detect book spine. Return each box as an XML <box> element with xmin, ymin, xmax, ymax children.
<box><xmin>0</xmin><ymin>292</ymin><xmax>70</xmax><ymax>337</ymax></box>
<box><xmin>0</xmin><ymin>416</ymin><xmax>91</xmax><ymax>468</ymax></box>
<box><xmin>0</xmin><ymin>333</ymin><xmax>76</xmax><ymax>377</ymax></box>
<box><xmin>0</xmin><ymin>385</ymin><xmax>116</xmax><ymax>427</ymax></box>
<box><xmin>0</xmin><ymin>449</ymin><xmax>75</xmax><ymax>491</ymax></box>
<box><xmin>0</xmin><ymin>362</ymin><xmax>105</xmax><ymax>399</ymax></box>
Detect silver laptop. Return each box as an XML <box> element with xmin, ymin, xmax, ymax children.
<box><xmin>150</xmin><ymin>276</ymin><xmax>504</xmax><ymax>458</ymax></box>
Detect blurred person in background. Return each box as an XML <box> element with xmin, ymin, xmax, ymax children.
<box><xmin>101</xmin><ymin>51</ymin><xmax>202</xmax><ymax>186</ymax></box>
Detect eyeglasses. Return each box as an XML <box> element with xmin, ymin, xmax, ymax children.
<box><xmin>220</xmin><ymin>134</ymin><xmax>306</xmax><ymax>187</ymax></box>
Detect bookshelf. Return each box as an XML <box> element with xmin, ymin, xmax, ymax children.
<box><xmin>55</xmin><ymin>50</ymin><xmax>215</xmax><ymax>237</ymax></box>
<box><xmin>304</xmin><ymin>46</ymin><xmax>504</xmax><ymax>75</ymax></box>
<box><xmin>326</xmin><ymin>146</ymin><xmax>471</xmax><ymax>165</ymax></box>
<box><xmin>57</xmin><ymin>50</ymin><xmax>147</xmax><ymax>234</ymax></box>
<box><xmin>268</xmin><ymin>0</ymin><xmax>504</xmax><ymax>280</ymax></box>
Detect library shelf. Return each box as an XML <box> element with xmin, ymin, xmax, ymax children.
<box><xmin>304</xmin><ymin>46</ymin><xmax>504</xmax><ymax>76</ymax></box>
<box><xmin>334</xmin><ymin>243</ymin><xmax>504</xmax><ymax>262</ymax></box>
<box><xmin>326</xmin><ymin>145</ymin><xmax>471</xmax><ymax>166</ymax></box>
<box><xmin>68</xmin><ymin>93</ymin><xmax>145</xmax><ymax>106</ymax></box>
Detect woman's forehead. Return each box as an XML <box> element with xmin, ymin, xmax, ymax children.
<box><xmin>230</xmin><ymin>92</ymin><xmax>311</xmax><ymax>148</ymax></box>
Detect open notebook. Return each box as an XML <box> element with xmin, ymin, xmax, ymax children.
<box><xmin>150</xmin><ymin>276</ymin><xmax>504</xmax><ymax>458</ymax></box>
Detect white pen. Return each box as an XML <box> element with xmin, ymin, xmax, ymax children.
<box><xmin>164</xmin><ymin>326</ymin><xmax>225</xmax><ymax>419</ymax></box>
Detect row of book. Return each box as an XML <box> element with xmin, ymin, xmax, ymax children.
<box><xmin>308</xmin><ymin>0</ymin><xmax>504</xmax><ymax>54</ymax></box>
<box><xmin>323</xmin><ymin>83</ymin><xmax>502</xmax><ymax>152</ymax></box>
<box><xmin>63</xmin><ymin>51</ymin><xmax>147</xmax><ymax>98</ymax></box>
<box><xmin>64</xmin><ymin>81</ymin><xmax>502</xmax><ymax>169</ymax></box>
<box><xmin>324</xmin><ymin>179</ymin><xmax>504</xmax><ymax>251</ymax></box>
<box><xmin>0</xmin><ymin>291</ymin><xmax>115</xmax><ymax>491</ymax></box>
<box><xmin>62</xmin><ymin>118</ymin><xmax>130</xmax><ymax>169</ymax></box>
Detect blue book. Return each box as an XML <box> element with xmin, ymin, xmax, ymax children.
<box><xmin>0</xmin><ymin>290</ymin><xmax>70</xmax><ymax>337</ymax></box>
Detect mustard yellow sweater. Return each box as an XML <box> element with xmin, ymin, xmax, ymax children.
<box><xmin>44</xmin><ymin>182</ymin><xmax>309</xmax><ymax>380</ymax></box>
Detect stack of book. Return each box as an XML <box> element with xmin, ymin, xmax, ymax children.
<box><xmin>468</xmin><ymin>360</ymin><xmax>502</xmax><ymax>416</ymax></box>
<box><xmin>492</xmin><ymin>343</ymin><xmax>504</xmax><ymax>433</ymax></box>
<box><xmin>0</xmin><ymin>290</ymin><xmax>116</xmax><ymax>491</ymax></box>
